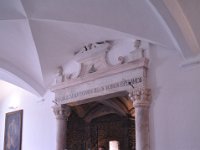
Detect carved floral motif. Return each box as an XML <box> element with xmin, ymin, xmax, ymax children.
<box><xmin>118</xmin><ymin>56</ymin><xmax>125</xmax><ymax>64</ymax></box>
<box><xmin>129</xmin><ymin>88</ymin><xmax>151</xmax><ymax>107</ymax></box>
<box><xmin>52</xmin><ymin>104</ymin><xmax>71</xmax><ymax>120</ymax></box>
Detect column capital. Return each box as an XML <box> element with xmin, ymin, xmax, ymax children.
<box><xmin>129</xmin><ymin>88</ymin><xmax>151</xmax><ymax>107</ymax></box>
<box><xmin>52</xmin><ymin>104</ymin><xmax>71</xmax><ymax>120</ymax></box>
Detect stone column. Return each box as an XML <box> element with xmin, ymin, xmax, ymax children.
<box><xmin>129</xmin><ymin>88</ymin><xmax>151</xmax><ymax>150</ymax></box>
<box><xmin>53</xmin><ymin>104</ymin><xmax>71</xmax><ymax>150</ymax></box>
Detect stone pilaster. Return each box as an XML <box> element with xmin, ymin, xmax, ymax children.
<box><xmin>53</xmin><ymin>104</ymin><xmax>71</xmax><ymax>150</ymax></box>
<box><xmin>129</xmin><ymin>88</ymin><xmax>151</xmax><ymax>150</ymax></box>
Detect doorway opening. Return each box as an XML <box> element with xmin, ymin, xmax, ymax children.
<box><xmin>66</xmin><ymin>97</ymin><xmax>135</xmax><ymax>150</ymax></box>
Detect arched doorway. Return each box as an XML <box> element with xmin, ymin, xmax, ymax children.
<box><xmin>51</xmin><ymin>40</ymin><xmax>151</xmax><ymax>150</ymax></box>
<box><xmin>66</xmin><ymin>97</ymin><xmax>136</xmax><ymax>150</ymax></box>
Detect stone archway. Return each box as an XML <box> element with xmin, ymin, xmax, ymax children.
<box><xmin>51</xmin><ymin>40</ymin><xmax>151</xmax><ymax>150</ymax></box>
<box><xmin>65</xmin><ymin>98</ymin><xmax>136</xmax><ymax>150</ymax></box>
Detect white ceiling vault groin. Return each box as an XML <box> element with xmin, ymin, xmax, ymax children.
<box><xmin>0</xmin><ymin>0</ymin><xmax>199</xmax><ymax>96</ymax></box>
<box><xmin>149</xmin><ymin>0</ymin><xmax>200</xmax><ymax>58</ymax></box>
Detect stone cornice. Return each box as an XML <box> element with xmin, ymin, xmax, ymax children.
<box><xmin>129</xmin><ymin>88</ymin><xmax>151</xmax><ymax>107</ymax></box>
<box><xmin>52</xmin><ymin>104</ymin><xmax>71</xmax><ymax>120</ymax></box>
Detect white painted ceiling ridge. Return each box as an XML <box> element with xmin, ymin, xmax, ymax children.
<box><xmin>163</xmin><ymin>0</ymin><xmax>200</xmax><ymax>55</ymax></box>
<box><xmin>20</xmin><ymin>0</ymin><xmax>176</xmax><ymax>48</ymax></box>
<box><xmin>0</xmin><ymin>65</ymin><xmax>44</xmax><ymax>97</ymax></box>
<box><xmin>147</xmin><ymin>0</ymin><xmax>182</xmax><ymax>53</ymax></box>
<box><xmin>30</xmin><ymin>18</ymin><xmax>170</xmax><ymax>46</ymax></box>
<box><xmin>148</xmin><ymin>0</ymin><xmax>200</xmax><ymax>58</ymax></box>
<box><xmin>0</xmin><ymin>0</ymin><xmax>27</xmax><ymax>20</ymax></box>
<box><xmin>0</xmin><ymin>19</ymin><xmax>45</xmax><ymax>95</ymax></box>
<box><xmin>26</xmin><ymin>19</ymin><xmax>45</xmax><ymax>85</ymax></box>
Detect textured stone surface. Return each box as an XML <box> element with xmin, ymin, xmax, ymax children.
<box><xmin>129</xmin><ymin>88</ymin><xmax>151</xmax><ymax>150</ymax></box>
<box><xmin>52</xmin><ymin>105</ymin><xmax>71</xmax><ymax>150</ymax></box>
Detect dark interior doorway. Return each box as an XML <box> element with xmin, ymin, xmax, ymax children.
<box><xmin>66</xmin><ymin>97</ymin><xmax>135</xmax><ymax>150</ymax></box>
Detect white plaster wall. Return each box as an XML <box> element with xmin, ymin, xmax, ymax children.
<box><xmin>148</xmin><ymin>45</ymin><xmax>200</xmax><ymax>150</ymax></box>
<box><xmin>0</xmin><ymin>89</ymin><xmax>56</xmax><ymax>150</ymax></box>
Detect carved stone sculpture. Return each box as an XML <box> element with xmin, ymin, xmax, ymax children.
<box><xmin>55</xmin><ymin>66</ymin><xmax>64</xmax><ymax>83</ymax></box>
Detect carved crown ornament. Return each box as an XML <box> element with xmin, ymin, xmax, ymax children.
<box><xmin>54</xmin><ymin>39</ymin><xmax>147</xmax><ymax>85</ymax></box>
<box><xmin>51</xmin><ymin>39</ymin><xmax>150</xmax><ymax>105</ymax></box>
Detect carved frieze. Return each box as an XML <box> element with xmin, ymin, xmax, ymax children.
<box><xmin>53</xmin><ymin>62</ymin><xmax>147</xmax><ymax>105</ymax></box>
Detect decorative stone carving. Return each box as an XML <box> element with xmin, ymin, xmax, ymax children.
<box><xmin>74</xmin><ymin>40</ymin><xmax>113</xmax><ymax>55</ymax></box>
<box><xmin>55</xmin><ymin>66</ymin><xmax>64</xmax><ymax>83</ymax></box>
<box><xmin>118</xmin><ymin>56</ymin><xmax>125</xmax><ymax>64</ymax></box>
<box><xmin>52</xmin><ymin>55</ymin><xmax>148</xmax><ymax>105</ymax></box>
<box><xmin>54</xmin><ymin>39</ymin><xmax>148</xmax><ymax>86</ymax></box>
<box><xmin>77</xmin><ymin>49</ymin><xmax>110</xmax><ymax>77</ymax></box>
<box><xmin>129</xmin><ymin>88</ymin><xmax>151</xmax><ymax>107</ymax></box>
<box><xmin>134</xmin><ymin>40</ymin><xmax>142</xmax><ymax>49</ymax></box>
<box><xmin>128</xmin><ymin>40</ymin><xmax>145</xmax><ymax>62</ymax></box>
<box><xmin>65</xmin><ymin>61</ymin><xmax>82</xmax><ymax>80</ymax></box>
<box><xmin>88</xmin><ymin>64</ymin><xmax>97</xmax><ymax>73</ymax></box>
<box><xmin>65</xmin><ymin>73</ymin><xmax>73</xmax><ymax>80</ymax></box>
<box><xmin>53</xmin><ymin>104</ymin><xmax>71</xmax><ymax>120</ymax></box>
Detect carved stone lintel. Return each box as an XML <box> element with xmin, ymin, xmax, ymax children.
<box><xmin>52</xmin><ymin>104</ymin><xmax>71</xmax><ymax>120</ymax></box>
<box><xmin>129</xmin><ymin>88</ymin><xmax>151</xmax><ymax>107</ymax></box>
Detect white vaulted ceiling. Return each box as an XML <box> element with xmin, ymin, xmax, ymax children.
<box><xmin>0</xmin><ymin>0</ymin><xmax>199</xmax><ymax>97</ymax></box>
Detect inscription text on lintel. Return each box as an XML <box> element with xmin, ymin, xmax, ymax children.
<box><xmin>56</xmin><ymin>77</ymin><xmax>142</xmax><ymax>102</ymax></box>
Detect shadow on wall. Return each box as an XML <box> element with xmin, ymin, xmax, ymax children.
<box><xmin>148</xmin><ymin>43</ymin><xmax>163</xmax><ymax>150</ymax></box>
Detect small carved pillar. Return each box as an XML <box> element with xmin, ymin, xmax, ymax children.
<box><xmin>53</xmin><ymin>104</ymin><xmax>71</xmax><ymax>150</ymax></box>
<box><xmin>129</xmin><ymin>88</ymin><xmax>151</xmax><ymax>150</ymax></box>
